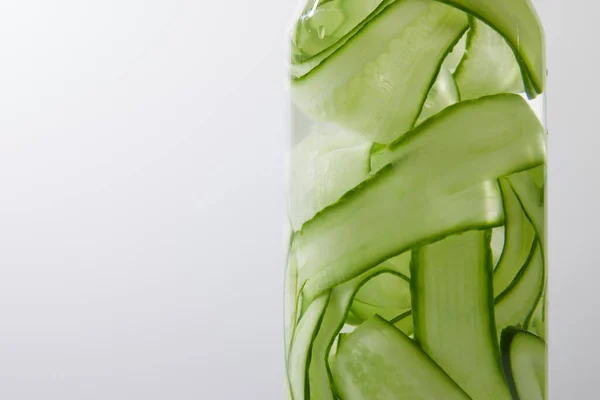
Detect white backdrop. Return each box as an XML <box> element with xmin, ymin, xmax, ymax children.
<box><xmin>0</xmin><ymin>0</ymin><xmax>596</xmax><ymax>398</ymax></box>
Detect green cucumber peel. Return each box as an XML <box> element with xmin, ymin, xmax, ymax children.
<box><xmin>297</xmin><ymin>94</ymin><xmax>545</xmax><ymax>304</ymax></box>
<box><xmin>411</xmin><ymin>230</ymin><xmax>512</xmax><ymax>399</ymax></box>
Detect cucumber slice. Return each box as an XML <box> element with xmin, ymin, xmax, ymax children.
<box><xmin>494</xmin><ymin>177</ymin><xmax>536</xmax><ymax>297</ymax></box>
<box><xmin>297</xmin><ymin>94</ymin><xmax>546</xmax><ymax>303</ymax></box>
<box><xmin>285</xmin><ymin>250</ymin><xmax>299</xmax><ymax>360</ymax></box>
<box><xmin>292</xmin><ymin>0</ymin><xmax>388</xmax><ymax>63</ymax></box>
<box><xmin>291</xmin><ymin>0</ymin><xmax>395</xmax><ymax>78</ymax></box>
<box><xmin>289</xmin><ymin>126</ymin><xmax>372</xmax><ymax>231</ymax></box>
<box><xmin>434</xmin><ymin>0</ymin><xmax>545</xmax><ymax>97</ymax></box>
<box><xmin>507</xmin><ymin>171</ymin><xmax>545</xmax><ymax>244</ymax></box>
<box><xmin>455</xmin><ymin>18</ymin><xmax>524</xmax><ymax>100</ymax></box>
<box><xmin>442</xmin><ymin>30</ymin><xmax>468</xmax><ymax>73</ymax></box>
<box><xmin>501</xmin><ymin>328</ymin><xmax>547</xmax><ymax>400</ymax></box>
<box><xmin>411</xmin><ymin>230</ymin><xmax>512</xmax><ymax>399</ymax></box>
<box><xmin>307</xmin><ymin>260</ymin><xmax>410</xmax><ymax>400</ymax></box>
<box><xmin>332</xmin><ymin>316</ymin><xmax>470</xmax><ymax>400</ymax></box>
<box><xmin>292</xmin><ymin>0</ymin><xmax>468</xmax><ymax>144</ymax></box>
<box><xmin>415</xmin><ymin>67</ymin><xmax>460</xmax><ymax>126</ymax></box>
<box><xmin>288</xmin><ymin>294</ymin><xmax>330</xmax><ymax>400</ymax></box>
<box><xmin>354</xmin><ymin>253</ymin><xmax>411</xmax><ymax>309</ymax></box>
<box><xmin>390</xmin><ymin>310</ymin><xmax>414</xmax><ymax>336</ymax></box>
<box><xmin>495</xmin><ymin>241</ymin><xmax>544</xmax><ymax>336</ymax></box>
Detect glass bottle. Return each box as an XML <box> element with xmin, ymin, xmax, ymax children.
<box><xmin>285</xmin><ymin>1</ymin><xmax>547</xmax><ymax>399</ymax></box>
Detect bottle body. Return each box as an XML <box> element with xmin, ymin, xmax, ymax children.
<box><xmin>286</xmin><ymin>1</ymin><xmax>547</xmax><ymax>399</ymax></box>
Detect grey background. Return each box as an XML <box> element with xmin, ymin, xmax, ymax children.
<box><xmin>0</xmin><ymin>0</ymin><xmax>596</xmax><ymax>398</ymax></box>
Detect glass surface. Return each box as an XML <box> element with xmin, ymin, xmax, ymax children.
<box><xmin>285</xmin><ymin>1</ymin><xmax>547</xmax><ymax>399</ymax></box>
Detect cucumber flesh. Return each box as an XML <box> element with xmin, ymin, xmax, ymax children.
<box><xmin>415</xmin><ymin>67</ymin><xmax>460</xmax><ymax>126</ymax></box>
<box><xmin>412</xmin><ymin>230</ymin><xmax>512</xmax><ymax>399</ymax></box>
<box><xmin>455</xmin><ymin>18</ymin><xmax>524</xmax><ymax>100</ymax></box>
<box><xmin>292</xmin><ymin>0</ymin><xmax>468</xmax><ymax>144</ymax></box>
<box><xmin>291</xmin><ymin>0</ymin><xmax>395</xmax><ymax>78</ymax></box>
<box><xmin>495</xmin><ymin>241</ymin><xmax>544</xmax><ymax>337</ymax></box>
<box><xmin>297</xmin><ymin>94</ymin><xmax>545</xmax><ymax>303</ymax></box>
<box><xmin>285</xmin><ymin>250</ymin><xmax>299</xmax><ymax>360</ymax></box>
<box><xmin>289</xmin><ymin>125</ymin><xmax>372</xmax><ymax>231</ymax></box>
<box><xmin>307</xmin><ymin>261</ymin><xmax>410</xmax><ymax>400</ymax></box>
<box><xmin>434</xmin><ymin>0</ymin><xmax>545</xmax><ymax>97</ymax></box>
<box><xmin>288</xmin><ymin>294</ymin><xmax>330</xmax><ymax>400</ymax></box>
<box><xmin>494</xmin><ymin>177</ymin><xmax>536</xmax><ymax>297</ymax></box>
<box><xmin>501</xmin><ymin>328</ymin><xmax>547</xmax><ymax>400</ymax></box>
<box><xmin>292</xmin><ymin>0</ymin><xmax>388</xmax><ymax>63</ymax></box>
<box><xmin>332</xmin><ymin>316</ymin><xmax>470</xmax><ymax>400</ymax></box>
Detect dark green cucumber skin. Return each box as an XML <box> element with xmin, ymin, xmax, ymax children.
<box><xmin>500</xmin><ymin>327</ymin><xmax>546</xmax><ymax>400</ymax></box>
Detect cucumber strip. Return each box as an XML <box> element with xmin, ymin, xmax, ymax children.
<box><xmin>351</xmin><ymin>300</ymin><xmax>410</xmax><ymax>323</ymax></box>
<box><xmin>454</xmin><ymin>18</ymin><xmax>524</xmax><ymax>100</ymax></box>
<box><xmin>433</xmin><ymin>0</ymin><xmax>545</xmax><ymax>97</ymax></box>
<box><xmin>292</xmin><ymin>0</ymin><xmax>469</xmax><ymax>144</ymax></box>
<box><xmin>308</xmin><ymin>262</ymin><xmax>410</xmax><ymax>400</ymax></box>
<box><xmin>528</xmin><ymin>293</ymin><xmax>546</xmax><ymax>340</ymax></box>
<box><xmin>495</xmin><ymin>242</ymin><xmax>544</xmax><ymax>336</ymax></box>
<box><xmin>289</xmin><ymin>126</ymin><xmax>372</xmax><ymax>231</ymax></box>
<box><xmin>415</xmin><ymin>67</ymin><xmax>460</xmax><ymax>126</ymax></box>
<box><xmin>491</xmin><ymin>226</ymin><xmax>505</xmax><ymax>267</ymax></box>
<box><xmin>285</xmin><ymin>250</ymin><xmax>299</xmax><ymax>360</ymax></box>
<box><xmin>528</xmin><ymin>165</ymin><xmax>546</xmax><ymax>189</ymax></box>
<box><xmin>442</xmin><ymin>30</ymin><xmax>468</xmax><ymax>73</ymax></box>
<box><xmin>412</xmin><ymin>230</ymin><xmax>512</xmax><ymax>399</ymax></box>
<box><xmin>332</xmin><ymin>316</ymin><xmax>470</xmax><ymax>400</ymax></box>
<box><xmin>494</xmin><ymin>178</ymin><xmax>536</xmax><ymax>297</ymax></box>
<box><xmin>297</xmin><ymin>94</ymin><xmax>546</xmax><ymax>303</ymax></box>
<box><xmin>507</xmin><ymin>171</ymin><xmax>546</xmax><ymax>244</ymax></box>
<box><xmin>291</xmin><ymin>0</ymin><xmax>391</xmax><ymax>65</ymax></box>
<box><xmin>288</xmin><ymin>294</ymin><xmax>330</xmax><ymax>400</ymax></box>
<box><xmin>390</xmin><ymin>310</ymin><xmax>414</xmax><ymax>336</ymax></box>
<box><xmin>501</xmin><ymin>328</ymin><xmax>547</xmax><ymax>400</ymax></box>
<box><xmin>354</xmin><ymin>253</ymin><xmax>412</xmax><ymax>309</ymax></box>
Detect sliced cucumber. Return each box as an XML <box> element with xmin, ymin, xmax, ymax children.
<box><xmin>501</xmin><ymin>328</ymin><xmax>547</xmax><ymax>400</ymax></box>
<box><xmin>434</xmin><ymin>0</ymin><xmax>545</xmax><ymax>97</ymax></box>
<box><xmin>442</xmin><ymin>30</ymin><xmax>468</xmax><ymax>73</ymax></box>
<box><xmin>292</xmin><ymin>0</ymin><xmax>468</xmax><ymax>144</ymax></box>
<box><xmin>390</xmin><ymin>310</ymin><xmax>414</xmax><ymax>336</ymax></box>
<box><xmin>289</xmin><ymin>125</ymin><xmax>372</xmax><ymax>231</ymax></box>
<box><xmin>495</xmin><ymin>241</ymin><xmax>544</xmax><ymax>336</ymax></box>
<box><xmin>353</xmin><ymin>253</ymin><xmax>411</xmax><ymax>309</ymax></box>
<box><xmin>285</xmin><ymin>250</ymin><xmax>299</xmax><ymax>360</ymax></box>
<box><xmin>455</xmin><ymin>18</ymin><xmax>524</xmax><ymax>100</ymax></box>
<box><xmin>332</xmin><ymin>316</ymin><xmax>470</xmax><ymax>400</ymax></box>
<box><xmin>412</xmin><ymin>230</ymin><xmax>512</xmax><ymax>399</ymax></box>
<box><xmin>494</xmin><ymin>177</ymin><xmax>536</xmax><ymax>297</ymax></box>
<box><xmin>507</xmin><ymin>170</ymin><xmax>546</xmax><ymax>244</ymax></box>
<box><xmin>297</xmin><ymin>94</ymin><xmax>545</xmax><ymax>303</ymax></box>
<box><xmin>288</xmin><ymin>294</ymin><xmax>330</xmax><ymax>400</ymax></box>
<box><xmin>307</xmin><ymin>261</ymin><xmax>410</xmax><ymax>400</ymax></box>
<box><xmin>415</xmin><ymin>67</ymin><xmax>460</xmax><ymax>126</ymax></box>
<box><xmin>292</xmin><ymin>0</ymin><xmax>389</xmax><ymax>63</ymax></box>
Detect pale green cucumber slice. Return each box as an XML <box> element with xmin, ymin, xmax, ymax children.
<box><xmin>415</xmin><ymin>67</ymin><xmax>460</xmax><ymax>125</ymax></box>
<box><xmin>332</xmin><ymin>316</ymin><xmax>470</xmax><ymax>400</ymax></box>
<box><xmin>391</xmin><ymin>310</ymin><xmax>414</xmax><ymax>336</ymax></box>
<box><xmin>292</xmin><ymin>0</ymin><xmax>468</xmax><ymax>144</ymax></box>
<box><xmin>292</xmin><ymin>0</ymin><xmax>388</xmax><ymax>63</ymax></box>
<box><xmin>443</xmin><ymin>30</ymin><xmax>468</xmax><ymax>72</ymax></box>
<box><xmin>507</xmin><ymin>170</ymin><xmax>546</xmax><ymax>244</ymax></box>
<box><xmin>288</xmin><ymin>294</ymin><xmax>330</xmax><ymax>400</ymax></box>
<box><xmin>491</xmin><ymin>226</ymin><xmax>505</xmax><ymax>267</ymax></box>
<box><xmin>501</xmin><ymin>328</ymin><xmax>547</xmax><ymax>400</ymax></box>
<box><xmin>434</xmin><ymin>0</ymin><xmax>545</xmax><ymax>97</ymax></box>
<box><xmin>412</xmin><ymin>230</ymin><xmax>512</xmax><ymax>399</ymax></box>
<box><xmin>354</xmin><ymin>253</ymin><xmax>411</xmax><ymax>309</ymax></box>
<box><xmin>308</xmin><ymin>261</ymin><xmax>410</xmax><ymax>400</ymax></box>
<box><xmin>289</xmin><ymin>125</ymin><xmax>372</xmax><ymax>231</ymax></box>
<box><xmin>495</xmin><ymin>241</ymin><xmax>544</xmax><ymax>336</ymax></box>
<box><xmin>297</xmin><ymin>94</ymin><xmax>546</xmax><ymax>303</ymax></box>
<box><xmin>285</xmin><ymin>250</ymin><xmax>299</xmax><ymax>360</ymax></box>
<box><xmin>291</xmin><ymin>0</ymin><xmax>395</xmax><ymax>78</ymax></box>
<box><xmin>494</xmin><ymin>177</ymin><xmax>536</xmax><ymax>297</ymax></box>
<box><xmin>455</xmin><ymin>18</ymin><xmax>524</xmax><ymax>100</ymax></box>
